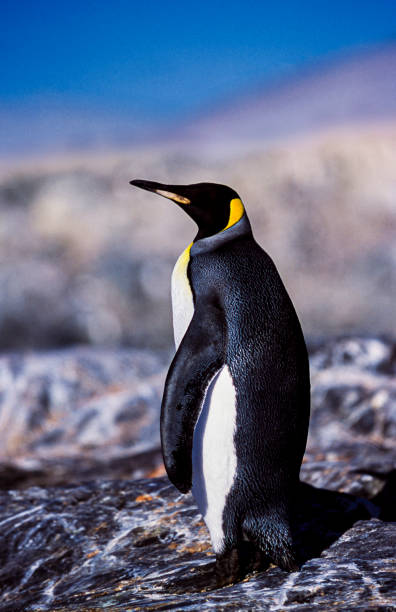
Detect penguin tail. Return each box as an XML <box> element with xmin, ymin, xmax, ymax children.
<box><xmin>242</xmin><ymin>511</ymin><xmax>298</xmax><ymax>572</ymax></box>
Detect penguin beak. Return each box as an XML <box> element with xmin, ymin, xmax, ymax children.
<box><xmin>130</xmin><ymin>179</ymin><xmax>191</xmax><ymax>205</ymax></box>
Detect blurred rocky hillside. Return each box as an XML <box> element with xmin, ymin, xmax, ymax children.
<box><xmin>0</xmin><ymin>123</ymin><xmax>395</xmax><ymax>350</ymax></box>
<box><xmin>177</xmin><ymin>44</ymin><xmax>396</xmax><ymax>148</ymax></box>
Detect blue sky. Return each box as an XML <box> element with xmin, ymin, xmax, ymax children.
<box><xmin>2</xmin><ymin>0</ymin><xmax>396</xmax><ymax>115</ymax></box>
<box><xmin>1</xmin><ymin>0</ymin><xmax>396</xmax><ymax>154</ymax></box>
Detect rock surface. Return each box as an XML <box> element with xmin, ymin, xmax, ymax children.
<box><xmin>0</xmin><ymin>477</ymin><xmax>394</xmax><ymax>611</ymax></box>
<box><xmin>1</xmin><ymin>337</ymin><xmax>395</xmax><ymax>492</ymax></box>
<box><xmin>0</xmin><ymin>348</ymin><xmax>166</xmax><ymax>489</ymax></box>
<box><xmin>0</xmin><ymin>337</ymin><xmax>395</xmax><ymax>609</ymax></box>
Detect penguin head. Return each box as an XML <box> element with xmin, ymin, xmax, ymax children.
<box><xmin>130</xmin><ymin>180</ymin><xmax>245</xmax><ymax>241</ymax></box>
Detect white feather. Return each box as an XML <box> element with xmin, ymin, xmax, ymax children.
<box><xmin>192</xmin><ymin>365</ymin><xmax>237</xmax><ymax>554</ymax></box>
<box><xmin>171</xmin><ymin>244</ymin><xmax>194</xmax><ymax>348</ymax></box>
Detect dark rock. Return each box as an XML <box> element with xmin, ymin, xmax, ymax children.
<box><xmin>1</xmin><ymin>337</ymin><xmax>395</xmax><ymax>491</ymax></box>
<box><xmin>0</xmin><ymin>448</ymin><xmax>163</xmax><ymax>490</ymax></box>
<box><xmin>0</xmin><ymin>337</ymin><xmax>395</xmax><ymax>495</ymax></box>
<box><xmin>308</xmin><ymin>337</ymin><xmax>396</xmax><ymax>462</ymax></box>
<box><xmin>0</xmin><ymin>337</ymin><xmax>395</xmax><ymax>609</ymax></box>
<box><xmin>0</xmin><ymin>478</ymin><xmax>394</xmax><ymax>611</ymax></box>
<box><xmin>0</xmin><ymin>348</ymin><xmax>166</xmax><ymax>488</ymax></box>
<box><xmin>309</xmin><ymin>337</ymin><xmax>396</xmax><ymax>373</ymax></box>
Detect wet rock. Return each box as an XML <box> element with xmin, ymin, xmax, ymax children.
<box><xmin>0</xmin><ymin>336</ymin><xmax>395</xmax><ymax>609</ymax></box>
<box><xmin>308</xmin><ymin>337</ymin><xmax>396</xmax><ymax>461</ymax></box>
<box><xmin>309</xmin><ymin>336</ymin><xmax>396</xmax><ymax>373</ymax></box>
<box><xmin>0</xmin><ymin>477</ymin><xmax>394</xmax><ymax>611</ymax></box>
<box><xmin>0</xmin><ymin>337</ymin><xmax>395</xmax><ymax>493</ymax></box>
<box><xmin>0</xmin><ymin>348</ymin><xmax>166</xmax><ymax>488</ymax></box>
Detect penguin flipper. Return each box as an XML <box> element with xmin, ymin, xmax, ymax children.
<box><xmin>161</xmin><ymin>298</ymin><xmax>225</xmax><ymax>493</ymax></box>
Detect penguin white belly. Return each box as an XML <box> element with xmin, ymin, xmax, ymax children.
<box><xmin>192</xmin><ymin>365</ymin><xmax>237</xmax><ymax>554</ymax></box>
<box><xmin>171</xmin><ymin>242</ymin><xmax>194</xmax><ymax>348</ymax></box>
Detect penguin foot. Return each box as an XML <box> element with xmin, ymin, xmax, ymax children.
<box><xmin>166</xmin><ymin>562</ymin><xmax>217</xmax><ymax>593</ymax></box>
<box><xmin>167</xmin><ymin>545</ymin><xmax>270</xmax><ymax>593</ymax></box>
<box><xmin>215</xmin><ymin>544</ymin><xmax>268</xmax><ymax>588</ymax></box>
<box><xmin>215</xmin><ymin>548</ymin><xmax>240</xmax><ymax>588</ymax></box>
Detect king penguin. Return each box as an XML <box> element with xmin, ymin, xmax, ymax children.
<box><xmin>130</xmin><ymin>180</ymin><xmax>310</xmax><ymax>585</ymax></box>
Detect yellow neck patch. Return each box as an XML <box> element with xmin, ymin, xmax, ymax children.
<box><xmin>222</xmin><ymin>198</ymin><xmax>244</xmax><ymax>232</ymax></box>
<box><xmin>177</xmin><ymin>241</ymin><xmax>193</xmax><ymax>271</ymax></box>
<box><xmin>172</xmin><ymin>241</ymin><xmax>194</xmax><ymax>347</ymax></box>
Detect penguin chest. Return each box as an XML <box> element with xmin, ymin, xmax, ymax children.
<box><xmin>192</xmin><ymin>365</ymin><xmax>238</xmax><ymax>554</ymax></box>
<box><xmin>171</xmin><ymin>242</ymin><xmax>194</xmax><ymax>348</ymax></box>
